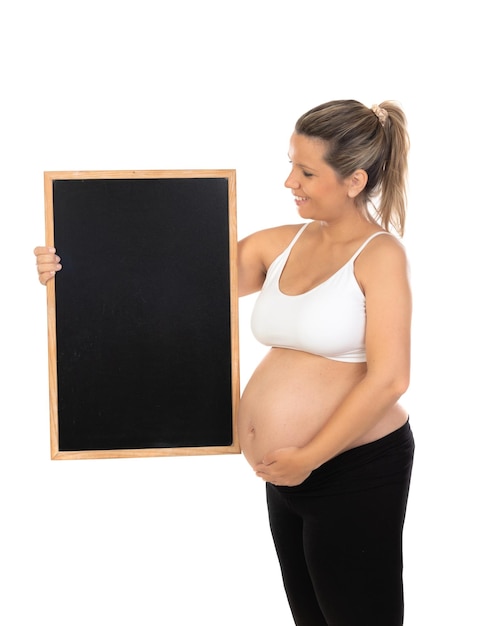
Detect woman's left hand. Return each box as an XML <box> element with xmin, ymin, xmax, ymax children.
<box><xmin>254</xmin><ymin>447</ymin><xmax>312</xmax><ymax>487</ymax></box>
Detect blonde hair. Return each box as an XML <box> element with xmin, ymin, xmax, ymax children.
<box><xmin>295</xmin><ymin>99</ymin><xmax>410</xmax><ymax>236</ymax></box>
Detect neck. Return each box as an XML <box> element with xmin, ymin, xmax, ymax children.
<box><xmin>317</xmin><ymin>208</ymin><xmax>373</xmax><ymax>240</ymax></box>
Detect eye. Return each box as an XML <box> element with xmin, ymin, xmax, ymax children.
<box><xmin>302</xmin><ymin>170</ymin><xmax>314</xmax><ymax>178</ymax></box>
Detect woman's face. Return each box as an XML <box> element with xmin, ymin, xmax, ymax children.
<box><xmin>285</xmin><ymin>133</ymin><xmax>352</xmax><ymax>222</ymax></box>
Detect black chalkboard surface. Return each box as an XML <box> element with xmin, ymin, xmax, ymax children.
<box><xmin>44</xmin><ymin>170</ymin><xmax>239</xmax><ymax>459</ymax></box>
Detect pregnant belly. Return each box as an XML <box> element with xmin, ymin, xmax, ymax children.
<box><xmin>238</xmin><ymin>348</ymin><xmax>366</xmax><ymax>467</ymax></box>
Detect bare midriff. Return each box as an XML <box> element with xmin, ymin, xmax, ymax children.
<box><xmin>238</xmin><ymin>347</ymin><xmax>408</xmax><ymax>468</ymax></box>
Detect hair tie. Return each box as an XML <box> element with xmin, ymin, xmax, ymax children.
<box><xmin>371</xmin><ymin>104</ymin><xmax>388</xmax><ymax>128</ymax></box>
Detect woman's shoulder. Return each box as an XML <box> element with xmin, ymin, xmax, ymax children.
<box><xmin>251</xmin><ymin>222</ymin><xmax>307</xmax><ymax>237</ymax></box>
<box><xmin>360</xmin><ymin>229</ymin><xmax>407</xmax><ymax>258</ymax></box>
<box><xmin>354</xmin><ymin>229</ymin><xmax>409</xmax><ymax>286</ymax></box>
<box><xmin>244</xmin><ymin>222</ymin><xmax>307</xmax><ymax>247</ymax></box>
<box><xmin>244</xmin><ymin>223</ymin><xmax>307</xmax><ymax>264</ymax></box>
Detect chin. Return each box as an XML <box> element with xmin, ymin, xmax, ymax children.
<box><xmin>297</xmin><ymin>208</ymin><xmax>316</xmax><ymax>221</ymax></box>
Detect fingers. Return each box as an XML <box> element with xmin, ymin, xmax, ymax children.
<box><xmin>33</xmin><ymin>246</ymin><xmax>56</xmax><ymax>256</ymax></box>
<box><xmin>33</xmin><ymin>246</ymin><xmax>62</xmax><ymax>285</ymax></box>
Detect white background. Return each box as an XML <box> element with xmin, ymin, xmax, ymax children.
<box><xmin>1</xmin><ymin>1</ymin><xmax>489</xmax><ymax>624</ymax></box>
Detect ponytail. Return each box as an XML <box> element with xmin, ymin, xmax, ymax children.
<box><xmin>374</xmin><ymin>101</ymin><xmax>410</xmax><ymax>236</ymax></box>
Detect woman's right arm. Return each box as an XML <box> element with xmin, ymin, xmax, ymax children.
<box><xmin>238</xmin><ymin>224</ymin><xmax>302</xmax><ymax>297</ymax></box>
<box><xmin>237</xmin><ymin>232</ymin><xmax>268</xmax><ymax>297</ymax></box>
<box><xmin>33</xmin><ymin>246</ymin><xmax>62</xmax><ymax>285</ymax></box>
<box><xmin>34</xmin><ymin>224</ymin><xmax>297</xmax><ymax>290</ymax></box>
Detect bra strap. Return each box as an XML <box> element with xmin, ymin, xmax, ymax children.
<box><xmin>285</xmin><ymin>222</ymin><xmax>310</xmax><ymax>253</ymax></box>
<box><xmin>350</xmin><ymin>231</ymin><xmax>393</xmax><ymax>263</ymax></box>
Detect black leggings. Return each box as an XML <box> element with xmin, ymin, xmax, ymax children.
<box><xmin>266</xmin><ymin>421</ymin><xmax>415</xmax><ymax>626</ymax></box>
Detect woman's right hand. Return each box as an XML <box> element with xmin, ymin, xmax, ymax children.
<box><xmin>33</xmin><ymin>246</ymin><xmax>62</xmax><ymax>285</ymax></box>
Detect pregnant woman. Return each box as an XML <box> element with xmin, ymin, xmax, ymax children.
<box><xmin>35</xmin><ymin>99</ymin><xmax>415</xmax><ymax>626</ymax></box>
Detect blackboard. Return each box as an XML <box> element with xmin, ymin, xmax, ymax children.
<box><xmin>44</xmin><ymin>170</ymin><xmax>240</xmax><ymax>460</ymax></box>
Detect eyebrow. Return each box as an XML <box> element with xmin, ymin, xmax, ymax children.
<box><xmin>288</xmin><ymin>155</ymin><xmax>320</xmax><ymax>173</ymax></box>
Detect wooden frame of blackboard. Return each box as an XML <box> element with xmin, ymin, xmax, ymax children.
<box><xmin>44</xmin><ymin>169</ymin><xmax>240</xmax><ymax>460</ymax></box>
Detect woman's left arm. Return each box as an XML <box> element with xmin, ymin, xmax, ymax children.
<box><xmin>254</xmin><ymin>236</ymin><xmax>412</xmax><ymax>485</ymax></box>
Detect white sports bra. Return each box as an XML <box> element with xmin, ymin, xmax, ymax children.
<box><xmin>250</xmin><ymin>223</ymin><xmax>392</xmax><ymax>363</ymax></box>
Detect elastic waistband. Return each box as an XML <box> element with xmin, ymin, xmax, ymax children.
<box><xmin>275</xmin><ymin>419</ymin><xmax>414</xmax><ymax>496</ymax></box>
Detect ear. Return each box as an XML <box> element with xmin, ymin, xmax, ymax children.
<box><xmin>347</xmin><ymin>169</ymin><xmax>368</xmax><ymax>199</ymax></box>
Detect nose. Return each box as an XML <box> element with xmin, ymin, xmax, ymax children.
<box><xmin>284</xmin><ymin>169</ymin><xmax>299</xmax><ymax>189</ymax></box>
